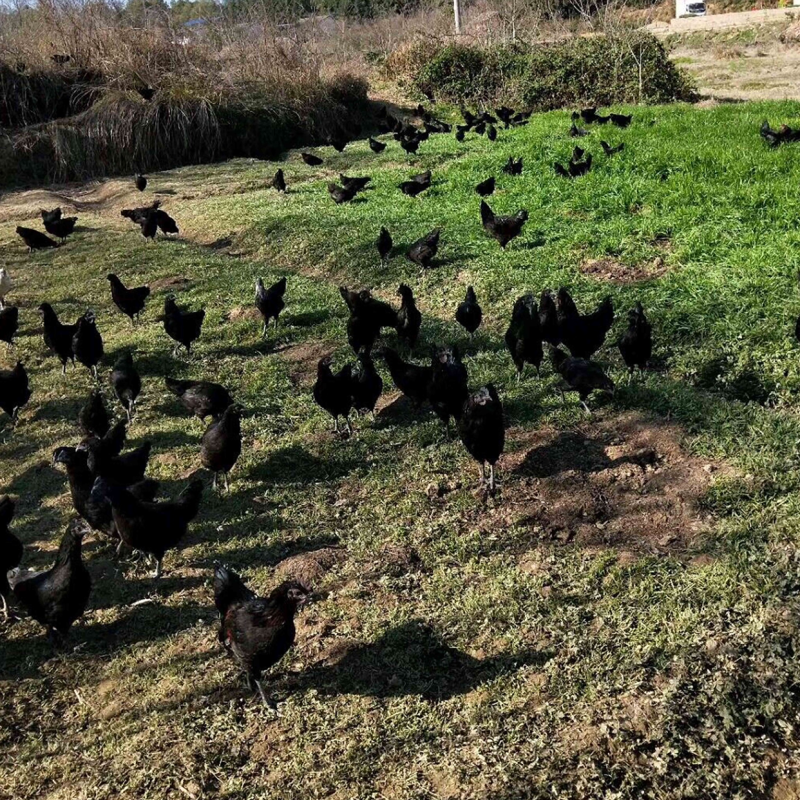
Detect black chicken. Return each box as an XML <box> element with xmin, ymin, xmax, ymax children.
<box><xmin>54</xmin><ymin>446</ymin><xmax>159</xmax><ymax>540</ymax></box>
<box><xmin>550</xmin><ymin>346</ymin><xmax>615</xmax><ymax>412</ymax></box>
<box><xmin>407</xmin><ymin>228</ymin><xmax>440</xmax><ymax>269</ymax></box>
<box><xmin>111</xmin><ymin>352</ymin><xmax>141</xmax><ymax>422</ymax></box>
<box><xmin>618</xmin><ymin>302</ymin><xmax>652</xmax><ymax>374</ymax></box>
<box><xmin>214</xmin><ymin>565</ymin><xmax>311</xmax><ymax>705</ymax></box>
<box><xmin>163</xmin><ymin>296</ymin><xmax>205</xmax><ymax>355</ymax></box>
<box><xmin>475</xmin><ymin>177</ymin><xmax>495</xmax><ymax>197</ymax></box>
<box><xmin>340</xmin><ymin>174</ymin><xmax>371</xmax><ymax>193</ymax></box>
<box><xmin>44</xmin><ymin>216</ymin><xmax>77</xmax><ymax>241</ymax></box>
<box><xmin>255</xmin><ymin>276</ymin><xmax>287</xmax><ymax>335</ymax></box>
<box><xmin>456</xmin><ymin>286</ymin><xmax>482</xmax><ymax>335</ymax></box>
<box><xmin>556</xmin><ymin>288</ymin><xmax>614</xmax><ymax>359</ymax></box>
<box><xmin>382</xmin><ymin>347</ymin><xmax>432</xmax><ymax>408</ymax></box>
<box><xmin>83</xmin><ymin>425</ymin><xmax>151</xmax><ymax>487</ymax></box>
<box><xmin>155</xmin><ymin>209</ymin><xmax>179</xmax><ymax>236</ymax></box>
<box><xmin>39</xmin><ymin>302</ymin><xmax>78</xmax><ymax>374</ymax></box>
<box><xmin>377</xmin><ymin>227</ymin><xmax>392</xmax><ymax>265</ymax></box>
<box><xmin>271</xmin><ymin>169</ymin><xmax>287</xmax><ymax>192</ymax></box>
<box><xmin>17</xmin><ymin>226</ymin><xmax>58</xmax><ymax>251</ymax></box>
<box><xmin>480</xmin><ymin>201</ymin><xmax>528</xmax><ymax>249</ymax></box>
<box><xmin>301</xmin><ymin>152</ymin><xmax>323</xmax><ymax>166</ymax></box>
<box><xmin>313</xmin><ymin>358</ymin><xmax>353</xmax><ymax>434</ymax></box>
<box><xmin>458</xmin><ymin>384</ymin><xmax>505</xmax><ymax>492</ymax></box>
<box><xmin>486</xmin><ymin>124</ymin><xmax>497</xmax><ymax>141</ymax></box>
<box><xmin>72</xmin><ymin>311</ymin><xmax>104</xmax><ymax>378</ymax></box>
<box><xmin>328</xmin><ymin>182</ymin><xmax>359</xmax><ymax>204</ymax></box>
<box><xmin>329</xmin><ymin>136</ymin><xmax>349</xmax><ymax>152</ymax></box>
<box><xmin>601</xmin><ymin>141</ymin><xmax>625</xmax><ymax>157</ymax></box>
<box><xmin>41</xmin><ymin>207</ymin><xmax>62</xmax><ymax>224</ymax></box>
<box><xmin>569</xmin><ymin>122</ymin><xmax>589</xmax><ymax>138</ymax></box>
<box><xmin>0</xmin><ymin>496</ymin><xmax>22</xmax><ymax>619</ymax></box>
<box><xmin>0</xmin><ymin>361</ymin><xmax>31</xmax><ymax>422</ymax></box>
<box><xmin>396</xmin><ymin>284</ymin><xmax>422</xmax><ymax>349</ymax></box>
<box><xmin>505</xmin><ymin>294</ymin><xmax>542</xmax><ymax>379</ymax></box>
<box><xmin>136</xmin><ymin>174</ymin><xmax>148</xmax><ymax>191</ymax></box>
<box><xmin>8</xmin><ymin>521</ymin><xmax>91</xmax><ymax>643</ymax></box>
<box><xmin>91</xmin><ymin>478</ymin><xmax>203</xmax><ymax>579</ymax></box>
<box><xmin>568</xmin><ymin>153</ymin><xmax>592</xmax><ymax>177</ymax></box>
<box><xmin>137</xmin><ymin>87</ymin><xmax>155</xmax><ymax>101</ymax></box>
<box><xmin>120</xmin><ymin>200</ymin><xmax>160</xmax><ymax>226</ymax></box>
<box><xmin>368</xmin><ymin>137</ymin><xmax>386</xmax><ymax>153</ymax></box>
<box><xmin>502</xmin><ymin>156</ymin><xmax>523</xmax><ymax>175</ymax></box>
<box><xmin>201</xmin><ymin>404</ymin><xmax>242</xmax><ymax>492</ymax></box>
<box><xmin>107</xmin><ymin>274</ymin><xmax>150</xmax><ymax>323</ymax></box>
<box><xmin>428</xmin><ymin>345</ymin><xmax>469</xmax><ymax>429</ymax></box>
<box><xmin>0</xmin><ymin>306</ymin><xmax>19</xmax><ymax>346</ymax></box>
<box><xmin>400</xmin><ymin>136</ymin><xmax>422</xmax><ymax>155</ymax></box>
<box><xmin>539</xmin><ymin>289</ymin><xmax>560</xmax><ymax>346</ymax></box>
<box><xmin>165</xmin><ymin>377</ymin><xmax>233</xmax><ymax>421</ymax></box>
<box><xmin>610</xmin><ymin>113</ymin><xmax>632</xmax><ymax>128</ymax></box>
<box><xmin>351</xmin><ymin>349</ymin><xmax>383</xmax><ymax>416</ymax></box>
<box><xmin>78</xmin><ymin>390</ymin><xmax>110</xmax><ymax>439</ymax></box>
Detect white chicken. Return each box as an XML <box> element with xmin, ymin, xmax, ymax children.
<box><xmin>0</xmin><ymin>269</ymin><xmax>12</xmax><ymax>309</ymax></box>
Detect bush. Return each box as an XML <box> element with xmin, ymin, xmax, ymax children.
<box><xmin>408</xmin><ymin>33</ymin><xmax>696</xmax><ymax>108</ymax></box>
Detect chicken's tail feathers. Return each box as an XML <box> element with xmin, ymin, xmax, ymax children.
<box><xmin>164</xmin><ymin>376</ymin><xmax>184</xmax><ymax>396</ymax></box>
<box><xmin>178</xmin><ymin>479</ymin><xmax>204</xmax><ymax>522</ymax></box>
<box><xmin>480</xmin><ymin>201</ymin><xmax>494</xmax><ymax>225</ymax></box>
<box><xmin>213</xmin><ymin>563</ymin><xmax>254</xmax><ymax>613</ymax></box>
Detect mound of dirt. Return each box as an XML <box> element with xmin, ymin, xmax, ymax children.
<box><xmin>580</xmin><ymin>257</ymin><xmax>668</xmax><ymax>284</ymax></box>
<box><xmin>276</xmin><ymin>341</ymin><xmax>335</xmax><ymax>385</ymax></box>
<box><xmin>502</xmin><ymin>412</ymin><xmax>728</xmax><ymax>554</ymax></box>
<box><xmin>275</xmin><ymin>546</ymin><xmax>343</xmax><ymax>586</ymax></box>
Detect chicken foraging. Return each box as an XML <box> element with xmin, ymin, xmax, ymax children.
<box><xmin>407</xmin><ymin>228</ymin><xmax>441</xmax><ymax>269</ymax></box>
<box><xmin>381</xmin><ymin>347</ymin><xmax>432</xmax><ymax>408</ymax></box>
<box><xmin>618</xmin><ymin>302</ymin><xmax>652</xmax><ymax>375</ymax></box>
<box><xmin>550</xmin><ymin>346</ymin><xmax>615</xmax><ymax>413</ymax></box>
<box><xmin>0</xmin><ymin>361</ymin><xmax>31</xmax><ymax>423</ymax></box>
<box><xmin>163</xmin><ymin>296</ymin><xmax>205</xmax><ymax>355</ymax></box>
<box><xmin>301</xmin><ymin>152</ymin><xmax>323</xmax><ymax>166</ymax></box>
<box><xmin>165</xmin><ymin>377</ymin><xmax>233</xmax><ymax>421</ymax></box>
<box><xmin>72</xmin><ymin>311</ymin><xmax>104</xmax><ymax>379</ymax></box>
<box><xmin>107</xmin><ymin>274</ymin><xmax>150</xmax><ymax>323</ymax></box>
<box><xmin>556</xmin><ymin>287</ymin><xmax>614</xmax><ymax>359</ymax></box>
<box><xmin>0</xmin><ymin>306</ymin><xmax>18</xmax><ymax>347</ymax></box>
<box><xmin>480</xmin><ymin>201</ymin><xmax>528</xmax><ymax>249</ymax></box>
<box><xmin>135</xmin><ymin>174</ymin><xmax>147</xmax><ymax>191</ymax></box>
<box><xmin>396</xmin><ymin>284</ymin><xmax>422</xmax><ymax>349</ymax></box>
<box><xmin>78</xmin><ymin>390</ymin><xmax>110</xmax><ymax>439</ymax></box>
<box><xmin>428</xmin><ymin>345</ymin><xmax>469</xmax><ymax>430</ymax></box>
<box><xmin>350</xmin><ymin>349</ymin><xmax>383</xmax><ymax>416</ymax></box>
<box><xmin>475</xmin><ymin>177</ymin><xmax>495</xmax><ymax>197</ymax></box>
<box><xmin>17</xmin><ymin>226</ymin><xmax>58</xmax><ymax>251</ymax></box>
<box><xmin>0</xmin><ymin>497</ymin><xmax>22</xmax><ymax>619</ymax></box>
<box><xmin>505</xmin><ymin>295</ymin><xmax>542</xmax><ymax>380</ymax></box>
<box><xmin>44</xmin><ymin>216</ymin><xmax>77</xmax><ymax>241</ymax></box>
<box><xmin>377</xmin><ymin>227</ymin><xmax>392</xmax><ymax>266</ymax></box>
<box><xmin>111</xmin><ymin>352</ymin><xmax>141</xmax><ymax>422</ymax></box>
<box><xmin>39</xmin><ymin>303</ymin><xmax>78</xmax><ymax>374</ymax></box>
<box><xmin>271</xmin><ymin>169</ymin><xmax>286</xmax><ymax>193</ymax></box>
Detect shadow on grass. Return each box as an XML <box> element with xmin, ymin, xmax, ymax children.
<box><xmin>247</xmin><ymin>444</ymin><xmax>364</xmax><ymax>485</ymax></box>
<box><xmin>288</xmin><ymin>620</ymin><xmax>552</xmax><ymax>701</ymax></box>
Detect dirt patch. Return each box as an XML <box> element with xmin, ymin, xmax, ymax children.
<box><xmin>501</xmin><ymin>412</ymin><xmax>729</xmax><ymax>555</ymax></box>
<box><xmin>150</xmin><ymin>276</ymin><xmax>191</xmax><ymax>292</ymax></box>
<box><xmin>276</xmin><ymin>340</ymin><xmax>335</xmax><ymax>385</ymax></box>
<box><xmin>225</xmin><ymin>306</ymin><xmax>260</xmax><ymax>322</ymax></box>
<box><xmin>580</xmin><ymin>257</ymin><xmax>669</xmax><ymax>284</ymax></box>
<box><xmin>275</xmin><ymin>546</ymin><xmax>343</xmax><ymax>587</ymax></box>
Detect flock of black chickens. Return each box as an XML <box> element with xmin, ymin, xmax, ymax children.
<box><xmin>0</xmin><ymin>102</ymin><xmax>656</xmax><ymax>705</ymax></box>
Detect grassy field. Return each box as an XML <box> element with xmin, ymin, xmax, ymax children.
<box><xmin>2</xmin><ymin>100</ymin><xmax>800</xmax><ymax>799</ymax></box>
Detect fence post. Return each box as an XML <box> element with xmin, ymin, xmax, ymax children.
<box><xmin>453</xmin><ymin>0</ymin><xmax>462</xmax><ymax>34</ymax></box>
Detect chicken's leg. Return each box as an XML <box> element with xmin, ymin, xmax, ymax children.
<box><xmin>223</xmin><ymin>472</ymin><xmax>229</xmax><ymax>493</ymax></box>
<box><xmin>254</xmin><ymin>680</ymin><xmax>275</xmax><ymax>708</ymax></box>
<box><xmin>488</xmin><ymin>463</ymin><xmax>496</xmax><ymax>492</ymax></box>
<box><xmin>154</xmin><ymin>558</ymin><xmax>162</xmax><ymax>580</ymax></box>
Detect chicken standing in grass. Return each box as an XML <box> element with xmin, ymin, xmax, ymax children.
<box><xmin>78</xmin><ymin>390</ymin><xmax>110</xmax><ymax>439</ymax></box>
<box><xmin>475</xmin><ymin>177</ymin><xmax>495</xmax><ymax>197</ymax></box>
<box><xmin>107</xmin><ymin>274</ymin><xmax>150</xmax><ymax>323</ymax></box>
<box><xmin>0</xmin><ymin>307</ymin><xmax>18</xmax><ymax>347</ymax></box>
<box><xmin>550</xmin><ymin>346</ymin><xmax>615</xmax><ymax>413</ymax></box>
<box><xmin>163</xmin><ymin>296</ymin><xmax>205</xmax><ymax>355</ymax></box>
<box><xmin>271</xmin><ymin>169</ymin><xmax>286</xmax><ymax>192</ymax></box>
<box><xmin>17</xmin><ymin>226</ymin><xmax>58</xmax><ymax>251</ymax></box>
<box><xmin>368</xmin><ymin>137</ymin><xmax>386</xmax><ymax>153</ymax></box>
<box><xmin>618</xmin><ymin>302</ymin><xmax>652</xmax><ymax>375</ymax></box>
<box><xmin>313</xmin><ymin>357</ymin><xmax>353</xmax><ymax>434</ymax></box>
<box><xmin>382</xmin><ymin>348</ymin><xmax>432</xmax><ymax>408</ymax></box>
<box><xmin>505</xmin><ymin>294</ymin><xmax>543</xmax><ymax>379</ymax></box>
<box><xmin>201</xmin><ymin>404</ymin><xmax>242</xmax><ymax>492</ymax></box>
<box><xmin>377</xmin><ymin>227</ymin><xmax>392</xmax><ymax>266</ymax></box>
<box><xmin>254</xmin><ymin>277</ymin><xmax>286</xmax><ymax>335</ymax></box>
<box><xmin>0</xmin><ymin>362</ymin><xmax>31</xmax><ymax>423</ymax></box>
<box><xmin>407</xmin><ymin>228</ymin><xmax>440</xmax><ymax>269</ymax></box>
<box><xmin>165</xmin><ymin>378</ymin><xmax>233</xmax><ymax>421</ymax></box>
<box><xmin>0</xmin><ymin>496</ymin><xmax>22</xmax><ymax>619</ymax></box>
<box><xmin>214</xmin><ymin>564</ymin><xmax>311</xmax><ymax>706</ymax></box>
<box><xmin>556</xmin><ymin>288</ymin><xmax>614</xmax><ymax>359</ymax></box>
<box><xmin>8</xmin><ymin>521</ymin><xmax>91</xmax><ymax>644</ymax></box>
<box><xmin>44</xmin><ymin>216</ymin><xmax>77</xmax><ymax>242</ymax></box>
<box><xmin>154</xmin><ymin>209</ymin><xmax>179</xmax><ymax>236</ymax></box>
<box><xmin>428</xmin><ymin>345</ymin><xmax>469</xmax><ymax>430</ymax></box>
<box><xmin>458</xmin><ymin>384</ymin><xmax>505</xmax><ymax>492</ymax></box>
<box><xmin>301</xmin><ymin>152</ymin><xmax>323</xmax><ymax>166</ymax></box>
<box><xmin>456</xmin><ymin>286</ymin><xmax>482</xmax><ymax>335</ymax></box>
<box><xmin>538</xmin><ymin>290</ymin><xmax>560</xmax><ymax>346</ymax></box>
<box><xmin>72</xmin><ymin>311</ymin><xmax>104</xmax><ymax>379</ymax></box>
<box><xmin>91</xmin><ymin>478</ymin><xmax>203</xmax><ymax>579</ymax></box>
<box><xmin>0</xmin><ymin>268</ymin><xmax>13</xmax><ymax>308</ymax></box>
<box><xmin>111</xmin><ymin>352</ymin><xmax>141</xmax><ymax>422</ymax></box>
<box><xmin>396</xmin><ymin>284</ymin><xmax>422</xmax><ymax>349</ymax></box>
<box><xmin>84</xmin><ymin>423</ymin><xmax>152</xmax><ymax>487</ymax></box>
<box><xmin>40</xmin><ymin>207</ymin><xmax>62</xmax><ymax>225</ymax></box>
<box><xmin>480</xmin><ymin>201</ymin><xmax>528</xmax><ymax>249</ymax></box>
<box><xmin>136</xmin><ymin>174</ymin><xmax>147</xmax><ymax>191</ymax></box>
<box><xmin>39</xmin><ymin>303</ymin><xmax>78</xmax><ymax>374</ymax></box>
<box><xmin>350</xmin><ymin>350</ymin><xmax>383</xmax><ymax>416</ymax></box>
<box><xmin>328</xmin><ymin>182</ymin><xmax>360</xmax><ymax>204</ymax></box>
<box><xmin>502</xmin><ymin>156</ymin><xmax>523</xmax><ymax>175</ymax></box>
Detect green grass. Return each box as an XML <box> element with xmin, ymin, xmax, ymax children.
<box><xmin>2</xmin><ymin>100</ymin><xmax>800</xmax><ymax>799</ymax></box>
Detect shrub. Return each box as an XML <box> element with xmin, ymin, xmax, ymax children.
<box><xmin>407</xmin><ymin>33</ymin><xmax>696</xmax><ymax>108</ymax></box>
